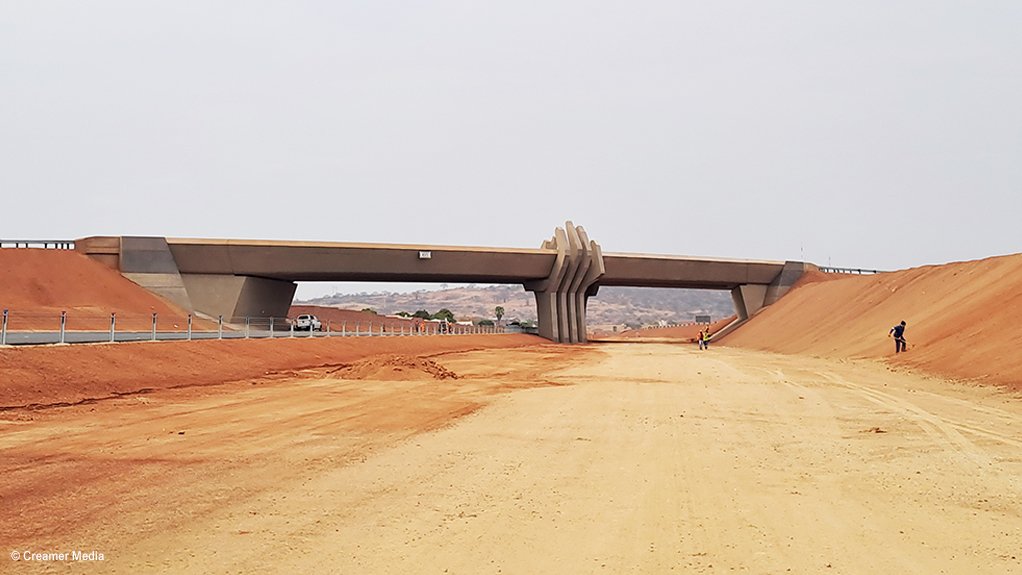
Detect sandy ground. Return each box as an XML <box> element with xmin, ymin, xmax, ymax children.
<box><xmin>3</xmin><ymin>342</ymin><xmax>1020</xmax><ymax>574</ymax></box>
<box><xmin>723</xmin><ymin>254</ymin><xmax>1022</xmax><ymax>391</ymax></box>
<box><xmin>0</xmin><ymin>334</ymin><xmax>541</xmax><ymax>408</ymax></box>
<box><xmin>597</xmin><ymin>316</ymin><xmax>736</xmax><ymax>343</ymax></box>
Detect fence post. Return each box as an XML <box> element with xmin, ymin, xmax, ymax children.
<box><xmin>368</xmin><ymin>321</ymin><xmax>373</xmax><ymax>336</ymax></box>
<box><xmin>269</xmin><ymin>317</ymin><xmax>275</xmax><ymax>338</ymax></box>
<box><xmin>327</xmin><ymin>320</ymin><xmax>331</xmax><ymax>337</ymax></box>
<box><xmin>187</xmin><ymin>314</ymin><xmax>193</xmax><ymax>341</ymax></box>
<box><xmin>289</xmin><ymin>320</ymin><xmax>294</xmax><ymax>338</ymax></box>
<box><xmin>245</xmin><ymin>317</ymin><xmax>251</xmax><ymax>339</ymax></box>
<box><xmin>151</xmin><ymin>312</ymin><xmax>158</xmax><ymax>341</ymax></box>
<box><xmin>342</xmin><ymin>321</ymin><xmax>347</xmax><ymax>337</ymax></box>
<box><xmin>355</xmin><ymin>322</ymin><xmax>360</xmax><ymax>336</ymax></box>
<box><xmin>110</xmin><ymin>313</ymin><xmax>116</xmax><ymax>343</ymax></box>
<box><xmin>218</xmin><ymin>315</ymin><xmax>223</xmax><ymax>340</ymax></box>
<box><xmin>1</xmin><ymin>309</ymin><xmax>7</xmax><ymax>346</ymax></box>
<box><xmin>59</xmin><ymin>310</ymin><xmax>66</xmax><ymax>344</ymax></box>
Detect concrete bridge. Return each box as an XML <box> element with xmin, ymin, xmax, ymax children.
<box><xmin>76</xmin><ymin>223</ymin><xmax>809</xmax><ymax>343</ymax></box>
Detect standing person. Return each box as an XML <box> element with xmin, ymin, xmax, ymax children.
<box><xmin>697</xmin><ymin>329</ymin><xmax>706</xmax><ymax>350</ymax></box>
<box><xmin>703</xmin><ymin>329</ymin><xmax>711</xmax><ymax>350</ymax></box>
<box><xmin>889</xmin><ymin>321</ymin><xmax>908</xmax><ymax>353</ymax></box>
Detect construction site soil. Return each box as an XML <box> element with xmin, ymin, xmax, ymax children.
<box><xmin>2</xmin><ymin>342</ymin><xmax>1019</xmax><ymax>574</ymax></box>
<box><xmin>0</xmin><ymin>334</ymin><xmax>541</xmax><ymax>409</ymax></box>
<box><xmin>722</xmin><ymin>253</ymin><xmax>1022</xmax><ymax>392</ymax></box>
<box><xmin>596</xmin><ymin>316</ymin><xmax>736</xmax><ymax>343</ymax></box>
<box><xmin>0</xmin><ymin>249</ymin><xmax>209</xmax><ymax>331</ymax></box>
<box><xmin>2</xmin><ymin>248</ymin><xmax>1020</xmax><ymax>573</ymax></box>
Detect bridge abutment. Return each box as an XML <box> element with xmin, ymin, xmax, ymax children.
<box><xmin>179</xmin><ymin>274</ymin><xmax>296</xmax><ymax>321</ymax></box>
<box><xmin>77</xmin><ymin>236</ymin><xmax>296</xmax><ymax>322</ymax></box>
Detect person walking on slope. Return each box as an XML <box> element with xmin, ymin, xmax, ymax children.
<box><xmin>889</xmin><ymin>320</ymin><xmax>908</xmax><ymax>353</ymax></box>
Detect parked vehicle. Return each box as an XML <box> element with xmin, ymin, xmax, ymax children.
<box><xmin>292</xmin><ymin>314</ymin><xmax>322</xmax><ymax>331</ymax></box>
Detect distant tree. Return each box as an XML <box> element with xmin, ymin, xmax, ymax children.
<box><xmin>361</xmin><ymin>308</ymin><xmax>378</xmax><ymax>315</ymax></box>
<box><xmin>412</xmin><ymin>310</ymin><xmax>431</xmax><ymax>320</ymax></box>
<box><xmin>431</xmin><ymin>308</ymin><xmax>456</xmax><ymax>323</ymax></box>
<box><xmin>477</xmin><ymin>319</ymin><xmax>495</xmax><ymax>327</ymax></box>
<box><xmin>395</xmin><ymin>311</ymin><xmax>411</xmax><ymax>317</ymax></box>
<box><xmin>494</xmin><ymin>306</ymin><xmax>505</xmax><ymax>323</ymax></box>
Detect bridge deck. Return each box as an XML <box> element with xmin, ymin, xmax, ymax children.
<box><xmin>162</xmin><ymin>238</ymin><xmax>786</xmax><ymax>290</ymax></box>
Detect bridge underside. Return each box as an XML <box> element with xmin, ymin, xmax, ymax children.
<box><xmin>76</xmin><ymin>224</ymin><xmax>809</xmax><ymax>343</ymax></box>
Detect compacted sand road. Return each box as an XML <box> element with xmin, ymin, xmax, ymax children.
<box><xmin>2</xmin><ymin>343</ymin><xmax>1020</xmax><ymax>574</ymax></box>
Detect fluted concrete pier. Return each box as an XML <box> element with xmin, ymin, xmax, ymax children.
<box><xmin>524</xmin><ymin>222</ymin><xmax>605</xmax><ymax>343</ymax></box>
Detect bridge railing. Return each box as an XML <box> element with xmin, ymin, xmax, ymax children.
<box><xmin>0</xmin><ymin>240</ymin><xmax>76</xmax><ymax>249</ymax></box>
<box><xmin>818</xmin><ymin>266</ymin><xmax>883</xmax><ymax>275</ymax></box>
<box><xmin>0</xmin><ymin>309</ymin><xmax>508</xmax><ymax>346</ymax></box>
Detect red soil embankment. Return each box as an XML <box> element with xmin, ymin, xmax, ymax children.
<box><xmin>0</xmin><ymin>249</ymin><xmax>199</xmax><ymax>330</ymax></box>
<box><xmin>614</xmin><ymin>316</ymin><xmax>737</xmax><ymax>342</ymax></box>
<box><xmin>0</xmin><ymin>334</ymin><xmax>546</xmax><ymax>409</ymax></box>
<box><xmin>722</xmin><ymin>254</ymin><xmax>1022</xmax><ymax>391</ymax></box>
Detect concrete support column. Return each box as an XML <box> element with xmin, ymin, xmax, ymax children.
<box><xmin>572</xmin><ymin>227</ymin><xmax>605</xmax><ymax>343</ymax></box>
<box><xmin>731</xmin><ymin>284</ymin><xmax>768</xmax><ymax>322</ymax></box>
<box><xmin>525</xmin><ymin>227</ymin><xmax>569</xmax><ymax>342</ymax></box>
<box><xmin>179</xmin><ymin>274</ymin><xmax>296</xmax><ymax>322</ymax></box>
<box><xmin>525</xmin><ymin>222</ymin><xmax>605</xmax><ymax>343</ymax></box>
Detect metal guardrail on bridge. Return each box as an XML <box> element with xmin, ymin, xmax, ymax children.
<box><xmin>817</xmin><ymin>266</ymin><xmax>883</xmax><ymax>275</ymax></box>
<box><xmin>0</xmin><ymin>240</ymin><xmax>76</xmax><ymax>249</ymax></box>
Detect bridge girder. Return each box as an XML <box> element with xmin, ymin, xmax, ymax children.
<box><xmin>75</xmin><ymin>225</ymin><xmax>809</xmax><ymax>342</ymax></box>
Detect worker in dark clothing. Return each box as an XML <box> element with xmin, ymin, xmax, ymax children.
<box><xmin>889</xmin><ymin>321</ymin><xmax>908</xmax><ymax>353</ymax></box>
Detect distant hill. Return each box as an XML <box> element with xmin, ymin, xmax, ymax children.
<box><xmin>299</xmin><ymin>285</ymin><xmax>733</xmax><ymax>327</ymax></box>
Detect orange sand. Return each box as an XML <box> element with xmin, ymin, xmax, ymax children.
<box><xmin>610</xmin><ymin>316</ymin><xmax>737</xmax><ymax>342</ymax></box>
<box><xmin>0</xmin><ymin>334</ymin><xmax>543</xmax><ymax>408</ymax></box>
<box><xmin>0</xmin><ymin>249</ymin><xmax>200</xmax><ymax>330</ymax></box>
<box><xmin>722</xmin><ymin>254</ymin><xmax>1022</xmax><ymax>391</ymax></box>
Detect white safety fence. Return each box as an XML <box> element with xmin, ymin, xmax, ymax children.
<box><xmin>0</xmin><ymin>310</ymin><xmax>507</xmax><ymax>347</ymax></box>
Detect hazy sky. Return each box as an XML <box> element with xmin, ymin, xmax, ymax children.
<box><xmin>3</xmin><ymin>2</ymin><xmax>1020</xmax><ymax>298</ymax></box>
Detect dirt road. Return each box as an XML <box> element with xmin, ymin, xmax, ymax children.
<box><xmin>2</xmin><ymin>343</ymin><xmax>1020</xmax><ymax>574</ymax></box>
